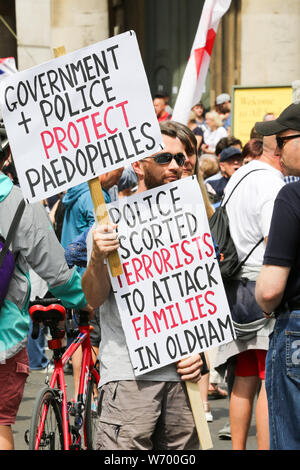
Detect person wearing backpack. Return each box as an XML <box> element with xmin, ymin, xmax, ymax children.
<box><xmin>0</xmin><ymin>120</ymin><xmax>92</xmax><ymax>450</ymax></box>
<box><xmin>213</xmin><ymin>135</ymin><xmax>285</xmax><ymax>450</ymax></box>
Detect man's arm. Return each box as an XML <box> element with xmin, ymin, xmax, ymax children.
<box><xmin>82</xmin><ymin>223</ymin><xmax>119</xmax><ymax>309</ymax></box>
<box><xmin>255</xmin><ymin>264</ymin><xmax>290</xmax><ymax>315</ymax></box>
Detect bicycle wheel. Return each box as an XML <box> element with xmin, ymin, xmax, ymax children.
<box><xmin>29</xmin><ymin>386</ymin><xmax>64</xmax><ymax>450</ymax></box>
<box><xmin>84</xmin><ymin>372</ymin><xmax>99</xmax><ymax>449</ymax></box>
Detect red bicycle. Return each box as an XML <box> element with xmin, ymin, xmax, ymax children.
<box><xmin>26</xmin><ymin>298</ymin><xmax>100</xmax><ymax>450</ymax></box>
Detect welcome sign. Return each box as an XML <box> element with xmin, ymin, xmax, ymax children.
<box><xmin>0</xmin><ymin>31</ymin><xmax>163</xmax><ymax>203</ymax></box>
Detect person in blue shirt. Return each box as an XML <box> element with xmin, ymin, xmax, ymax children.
<box><xmin>61</xmin><ymin>182</ymin><xmax>95</xmax><ymax>251</ymax></box>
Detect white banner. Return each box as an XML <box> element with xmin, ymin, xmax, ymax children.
<box><xmin>108</xmin><ymin>176</ymin><xmax>235</xmax><ymax>376</ymax></box>
<box><xmin>0</xmin><ymin>31</ymin><xmax>163</xmax><ymax>203</ymax></box>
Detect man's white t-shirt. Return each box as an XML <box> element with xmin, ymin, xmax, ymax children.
<box><xmin>222</xmin><ymin>159</ymin><xmax>285</xmax><ymax>280</ymax></box>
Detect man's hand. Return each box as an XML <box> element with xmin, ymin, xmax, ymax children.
<box><xmin>81</xmin><ymin>223</ymin><xmax>118</xmax><ymax>309</ymax></box>
<box><xmin>91</xmin><ymin>223</ymin><xmax>119</xmax><ymax>263</ymax></box>
<box><xmin>176</xmin><ymin>354</ymin><xmax>203</xmax><ymax>383</ymax></box>
<box><xmin>81</xmin><ymin>304</ymin><xmax>95</xmax><ymax>320</ymax></box>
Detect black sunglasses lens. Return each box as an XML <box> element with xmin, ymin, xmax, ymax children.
<box><xmin>154</xmin><ymin>153</ymin><xmax>173</xmax><ymax>164</ymax></box>
<box><xmin>154</xmin><ymin>153</ymin><xmax>185</xmax><ymax>166</ymax></box>
<box><xmin>276</xmin><ymin>137</ymin><xmax>283</xmax><ymax>149</ymax></box>
<box><xmin>174</xmin><ymin>154</ymin><xmax>185</xmax><ymax>166</ymax></box>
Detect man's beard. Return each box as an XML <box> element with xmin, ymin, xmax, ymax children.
<box><xmin>280</xmin><ymin>157</ymin><xmax>300</xmax><ymax>177</ymax></box>
<box><xmin>143</xmin><ymin>166</ymin><xmax>163</xmax><ymax>190</ymax></box>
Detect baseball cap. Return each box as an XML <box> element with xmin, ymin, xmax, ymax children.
<box><xmin>255</xmin><ymin>102</ymin><xmax>300</xmax><ymax>135</ymax></box>
<box><xmin>220</xmin><ymin>146</ymin><xmax>242</xmax><ymax>162</ymax></box>
<box><xmin>216</xmin><ymin>93</ymin><xmax>231</xmax><ymax>105</ymax></box>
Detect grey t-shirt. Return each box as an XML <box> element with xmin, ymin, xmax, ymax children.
<box><xmin>86</xmin><ymin>227</ymin><xmax>180</xmax><ymax>387</ymax></box>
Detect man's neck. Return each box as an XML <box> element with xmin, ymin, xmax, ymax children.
<box><xmin>259</xmin><ymin>154</ymin><xmax>283</xmax><ymax>174</ymax></box>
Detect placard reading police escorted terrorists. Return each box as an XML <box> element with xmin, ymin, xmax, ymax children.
<box><xmin>0</xmin><ymin>31</ymin><xmax>163</xmax><ymax>203</ymax></box>
<box><xmin>109</xmin><ymin>176</ymin><xmax>235</xmax><ymax>375</ymax></box>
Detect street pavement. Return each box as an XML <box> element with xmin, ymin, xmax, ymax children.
<box><xmin>14</xmin><ymin>368</ymin><xmax>257</xmax><ymax>451</ymax></box>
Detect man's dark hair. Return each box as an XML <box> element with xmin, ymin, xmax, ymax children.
<box><xmin>154</xmin><ymin>93</ymin><xmax>166</xmax><ymax>101</ymax></box>
<box><xmin>159</xmin><ymin>120</ymin><xmax>199</xmax><ymax>176</ymax></box>
<box><xmin>215</xmin><ymin>136</ymin><xmax>242</xmax><ymax>156</ymax></box>
<box><xmin>0</xmin><ymin>120</ymin><xmax>9</xmax><ymax>168</ymax></box>
<box><xmin>2</xmin><ymin>160</ymin><xmax>19</xmax><ymax>185</ymax></box>
<box><xmin>159</xmin><ymin>120</ymin><xmax>197</xmax><ymax>157</ymax></box>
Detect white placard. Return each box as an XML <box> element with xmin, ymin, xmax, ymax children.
<box><xmin>0</xmin><ymin>31</ymin><xmax>163</xmax><ymax>203</ymax></box>
<box><xmin>109</xmin><ymin>176</ymin><xmax>235</xmax><ymax>376</ymax></box>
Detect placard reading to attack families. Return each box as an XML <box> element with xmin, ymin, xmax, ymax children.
<box><xmin>108</xmin><ymin>176</ymin><xmax>235</xmax><ymax>376</ymax></box>
<box><xmin>0</xmin><ymin>31</ymin><xmax>163</xmax><ymax>203</ymax></box>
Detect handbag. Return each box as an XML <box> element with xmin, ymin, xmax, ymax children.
<box><xmin>0</xmin><ymin>199</ymin><xmax>26</xmax><ymax>308</ymax></box>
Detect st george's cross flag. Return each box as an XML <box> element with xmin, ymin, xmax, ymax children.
<box><xmin>172</xmin><ymin>0</ymin><xmax>231</xmax><ymax>125</ymax></box>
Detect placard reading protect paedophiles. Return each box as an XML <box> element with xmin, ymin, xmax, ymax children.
<box><xmin>108</xmin><ymin>176</ymin><xmax>235</xmax><ymax>376</ymax></box>
<box><xmin>0</xmin><ymin>31</ymin><xmax>163</xmax><ymax>203</ymax></box>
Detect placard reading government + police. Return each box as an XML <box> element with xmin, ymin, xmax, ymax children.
<box><xmin>0</xmin><ymin>31</ymin><xmax>162</xmax><ymax>203</ymax></box>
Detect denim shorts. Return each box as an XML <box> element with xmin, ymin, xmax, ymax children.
<box><xmin>266</xmin><ymin>311</ymin><xmax>300</xmax><ymax>450</ymax></box>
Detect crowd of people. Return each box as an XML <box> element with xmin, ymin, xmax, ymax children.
<box><xmin>1</xmin><ymin>87</ymin><xmax>300</xmax><ymax>451</ymax></box>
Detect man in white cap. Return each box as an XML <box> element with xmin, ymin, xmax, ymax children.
<box><xmin>215</xmin><ymin>93</ymin><xmax>231</xmax><ymax>133</ymax></box>
<box><xmin>255</xmin><ymin>102</ymin><xmax>300</xmax><ymax>450</ymax></box>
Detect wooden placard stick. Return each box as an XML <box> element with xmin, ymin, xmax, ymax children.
<box><xmin>186</xmin><ymin>381</ymin><xmax>213</xmax><ymax>450</ymax></box>
<box><xmin>53</xmin><ymin>46</ymin><xmax>123</xmax><ymax>277</ymax></box>
<box><xmin>88</xmin><ymin>176</ymin><xmax>123</xmax><ymax>277</ymax></box>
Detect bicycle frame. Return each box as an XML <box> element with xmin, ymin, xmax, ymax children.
<box><xmin>36</xmin><ymin>321</ymin><xmax>99</xmax><ymax>450</ymax></box>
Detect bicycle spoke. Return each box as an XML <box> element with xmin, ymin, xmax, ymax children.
<box><xmin>29</xmin><ymin>387</ymin><xmax>64</xmax><ymax>450</ymax></box>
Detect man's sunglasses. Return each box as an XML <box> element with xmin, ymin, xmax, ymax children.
<box><xmin>276</xmin><ymin>134</ymin><xmax>300</xmax><ymax>149</ymax></box>
<box><xmin>149</xmin><ymin>152</ymin><xmax>186</xmax><ymax>167</ymax></box>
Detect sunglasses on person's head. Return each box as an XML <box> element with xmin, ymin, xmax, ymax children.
<box><xmin>149</xmin><ymin>152</ymin><xmax>186</xmax><ymax>167</ymax></box>
<box><xmin>276</xmin><ymin>134</ymin><xmax>300</xmax><ymax>149</ymax></box>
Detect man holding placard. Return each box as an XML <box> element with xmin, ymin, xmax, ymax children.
<box><xmin>0</xmin><ymin>31</ymin><xmax>234</xmax><ymax>450</ymax></box>
<box><xmin>83</xmin><ymin>117</ymin><xmax>236</xmax><ymax>449</ymax></box>
<box><xmin>82</xmin><ymin>122</ymin><xmax>205</xmax><ymax>450</ymax></box>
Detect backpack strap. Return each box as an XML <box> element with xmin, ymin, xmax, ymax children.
<box><xmin>223</xmin><ymin>169</ymin><xmax>267</xmax><ymax>208</ymax></box>
<box><xmin>221</xmin><ymin>168</ymin><xmax>267</xmax><ymax>275</ymax></box>
<box><xmin>233</xmin><ymin>236</ymin><xmax>264</xmax><ymax>276</ymax></box>
<box><xmin>0</xmin><ymin>199</ymin><xmax>26</xmax><ymax>268</ymax></box>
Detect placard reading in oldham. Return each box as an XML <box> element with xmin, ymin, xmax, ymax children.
<box><xmin>0</xmin><ymin>31</ymin><xmax>162</xmax><ymax>203</ymax></box>
<box><xmin>109</xmin><ymin>176</ymin><xmax>235</xmax><ymax>376</ymax></box>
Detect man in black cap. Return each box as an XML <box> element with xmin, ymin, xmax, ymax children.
<box><xmin>214</xmin><ymin>134</ymin><xmax>285</xmax><ymax>450</ymax></box>
<box><xmin>255</xmin><ymin>102</ymin><xmax>300</xmax><ymax>450</ymax></box>
<box><xmin>205</xmin><ymin>146</ymin><xmax>243</xmax><ymax>203</ymax></box>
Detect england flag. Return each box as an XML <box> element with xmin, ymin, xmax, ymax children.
<box><xmin>172</xmin><ymin>0</ymin><xmax>232</xmax><ymax>125</ymax></box>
